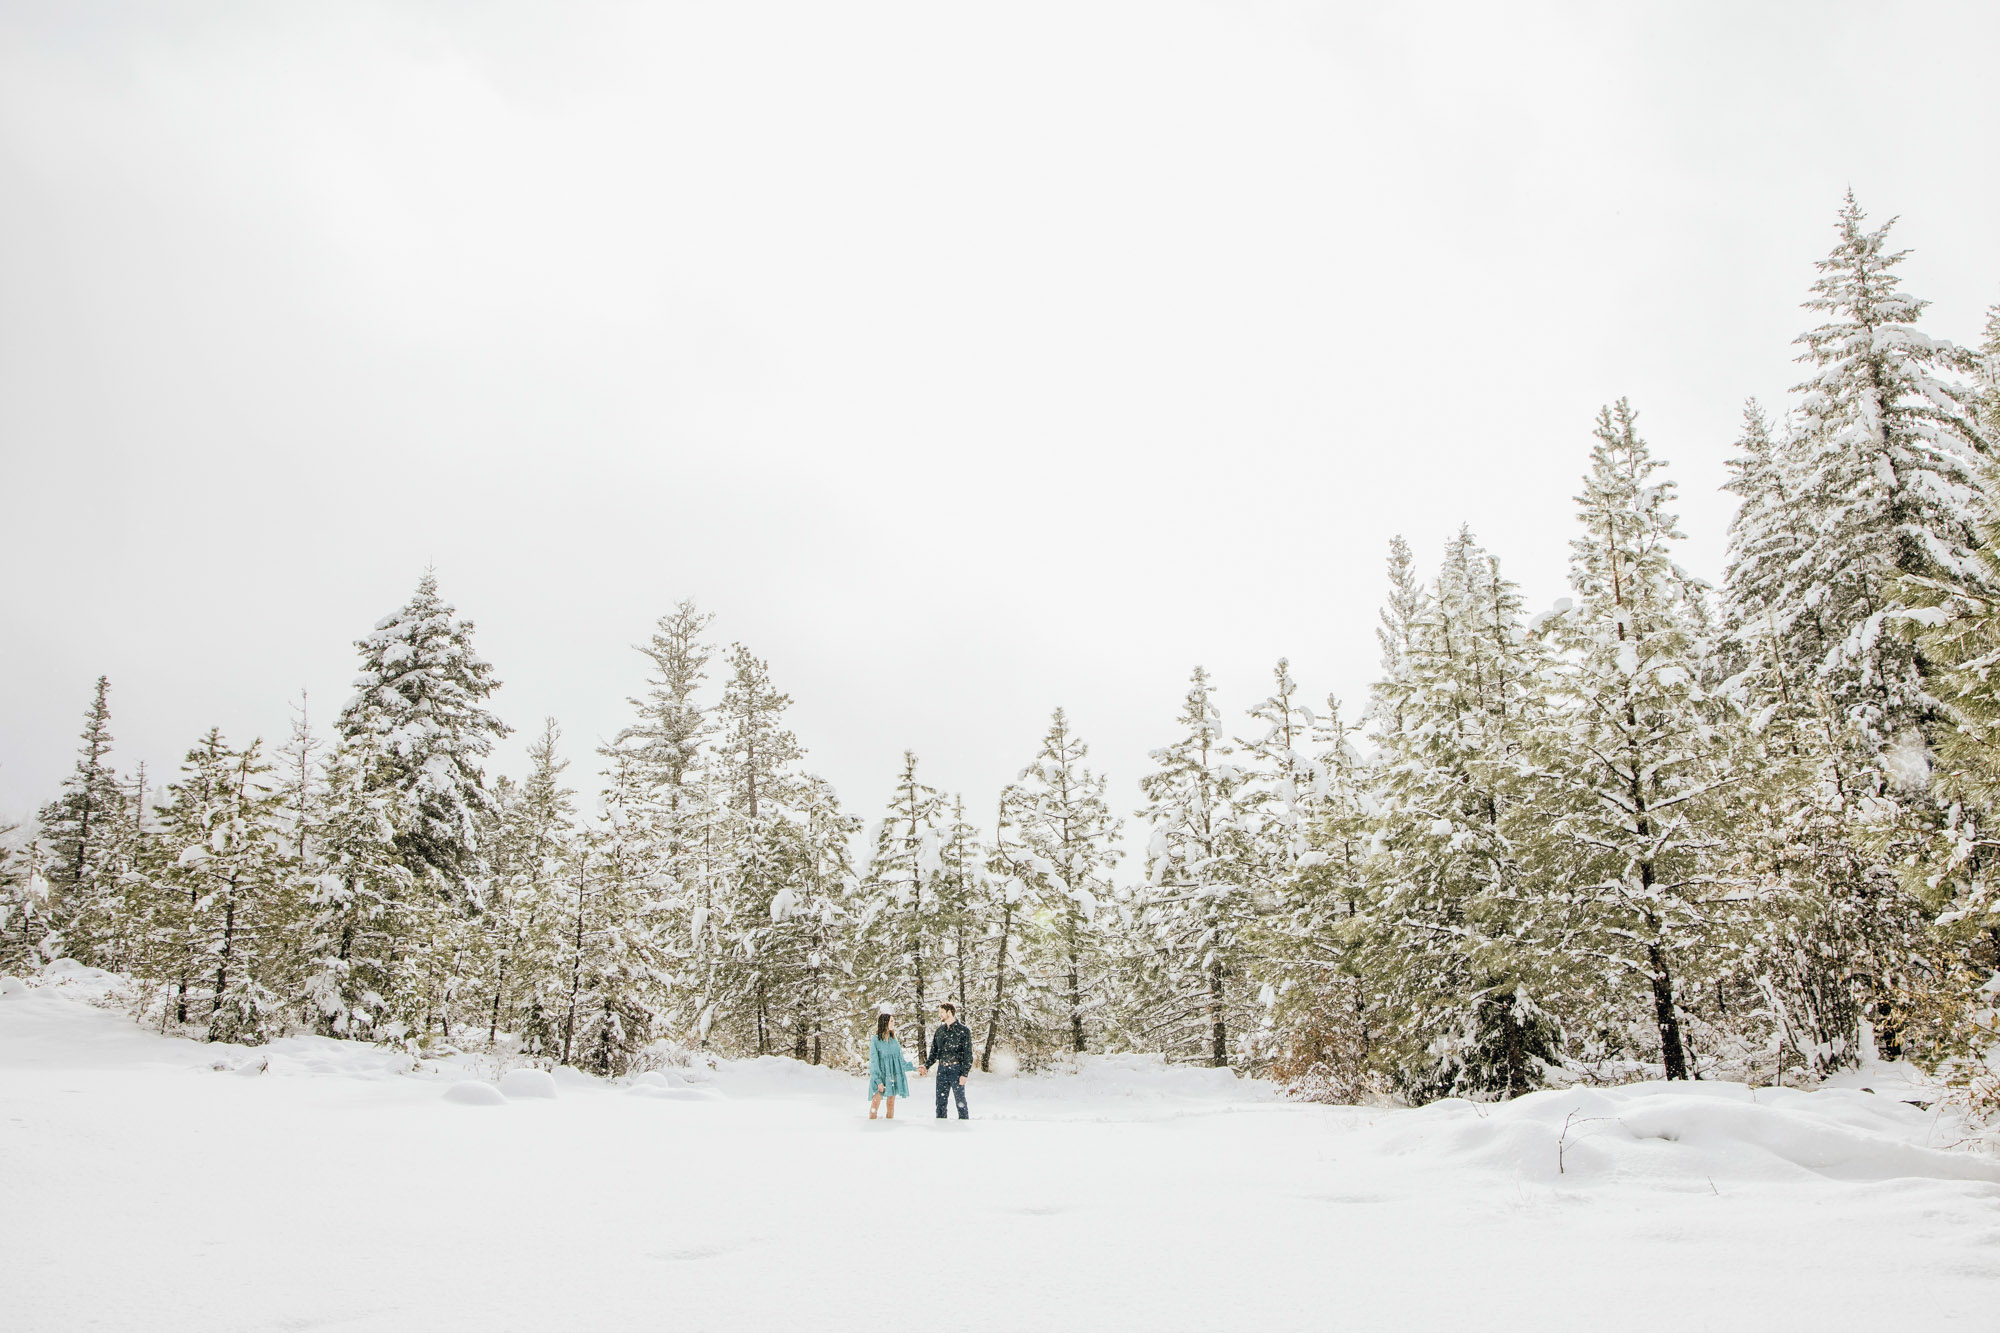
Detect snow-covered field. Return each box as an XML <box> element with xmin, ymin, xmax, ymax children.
<box><xmin>6</xmin><ymin>972</ymin><xmax>1998</xmax><ymax>1332</ymax></box>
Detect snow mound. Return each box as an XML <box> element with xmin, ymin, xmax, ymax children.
<box><xmin>443</xmin><ymin>1080</ymin><xmax>507</xmax><ymax>1106</ymax></box>
<box><xmin>498</xmin><ymin>1069</ymin><xmax>558</xmax><ymax>1100</ymax></box>
<box><xmin>250</xmin><ymin>1035</ymin><xmax>420</xmax><ymax>1080</ymax></box>
<box><xmin>39</xmin><ymin>958</ymin><xmax>125</xmax><ymax>986</ymax></box>
<box><xmin>629</xmin><ymin>1070</ymin><xmax>722</xmax><ymax>1101</ymax></box>
<box><xmin>1011</xmin><ymin>1052</ymin><xmax>1275</xmax><ymax>1105</ymax></box>
<box><xmin>706</xmin><ymin>1054</ymin><xmax>855</xmax><ymax>1098</ymax></box>
<box><xmin>1369</xmin><ymin>1082</ymin><xmax>2000</xmax><ymax>1189</ymax></box>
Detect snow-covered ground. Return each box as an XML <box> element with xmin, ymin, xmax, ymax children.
<box><xmin>6</xmin><ymin>971</ymin><xmax>1998</xmax><ymax>1332</ymax></box>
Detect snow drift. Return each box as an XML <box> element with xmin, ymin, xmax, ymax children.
<box><xmin>4</xmin><ymin>972</ymin><xmax>1997</xmax><ymax>1333</ymax></box>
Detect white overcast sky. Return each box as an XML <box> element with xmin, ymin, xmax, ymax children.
<box><xmin>4</xmin><ymin>1</ymin><xmax>1997</xmax><ymax>837</ymax></box>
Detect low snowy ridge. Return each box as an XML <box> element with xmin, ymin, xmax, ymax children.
<box><xmin>1367</xmin><ymin>1082</ymin><xmax>1997</xmax><ymax>1189</ymax></box>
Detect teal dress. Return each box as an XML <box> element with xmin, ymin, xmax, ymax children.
<box><xmin>868</xmin><ymin>1036</ymin><xmax>913</xmax><ymax>1098</ymax></box>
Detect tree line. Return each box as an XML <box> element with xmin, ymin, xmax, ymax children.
<box><xmin>5</xmin><ymin>194</ymin><xmax>1998</xmax><ymax>1107</ymax></box>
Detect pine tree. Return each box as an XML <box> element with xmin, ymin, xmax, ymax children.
<box><xmin>1532</xmin><ymin>402</ymin><xmax>1737</xmax><ymax>1082</ymax></box>
<box><xmin>995</xmin><ymin>708</ymin><xmax>1120</xmax><ymax>1059</ymax></box>
<box><xmin>1240</xmin><ymin>659</ymin><xmax>1325</xmax><ymax>907</ymax></box>
<box><xmin>1364</xmin><ymin>528</ymin><xmax>1556</xmax><ymax>1100</ymax></box>
<box><xmin>138</xmin><ymin>730</ymin><xmax>283</xmax><ymax>1042</ymax></box>
<box><xmin>337</xmin><ymin>573</ymin><xmax>510</xmax><ymax>891</ymax></box>
<box><xmin>855</xmin><ymin>751</ymin><xmax>949</xmax><ymax>1056</ymax></box>
<box><xmin>559</xmin><ymin>764</ymin><xmax>671</xmax><ymax>1076</ymax></box>
<box><xmin>713</xmin><ymin>643</ymin><xmax>808</xmax><ymax>1054</ymax></box>
<box><xmin>479</xmin><ymin>720</ymin><xmax>577</xmax><ymax>1050</ymax></box>
<box><xmin>757</xmin><ymin>775</ymin><xmax>859</xmax><ymax>1065</ymax></box>
<box><xmin>609</xmin><ymin>600</ymin><xmax>715</xmax><ymax>807</ymax></box>
<box><xmin>1980</xmin><ymin>302</ymin><xmax>2000</xmax><ymax>444</ymax></box>
<box><xmin>1725</xmin><ymin>672</ymin><xmax>1896</xmax><ymax>1080</ymax></box>
<box><xmin>604</xmin><ymin>600</ymin><xmax>722</xmax><ymax>1045</ymax></box>
<box><xmin>0</xmin><ymin>825</ymin><xmax>51</xmax><ymax>973</ymax></box>
<box><xmin>1369</xmin><ymin>536</ymin><xmax>1429</xmax><ymax>741</ymax></box>
<box><xmin>37</xmin><ymin>676</ymin><xmax>134</xmax><ymax>968</ymax></box>
<box><xmin>1262</xmin><ymin>694</ymin><xmax>1377</xmax><ymax>1101</ymax></box>
<box><xmin>1777</xmin><ymin>194</ymin><xmax>1991</xmax><ymax>751</ymax></box>
<box><xmin>303</xmin><ymin>731</ymin><xmax>418</xmax><ymax>1040</ymax></box>
<box><xmin>261</xmin><ymin>693</ymin><xmax>326</xmax><ymax>1015</ymax></box>
<box><xmin>977</xmin><ymin>838</ymin><xmax>1048</xmax><ymax>1071</ymax></box>
<box><xmin>682</xmin><ymin>764</ymin><xmax>736</xmax><ymax>1047</ymax></box>
<box><xmin>1723</xmin><ymin>399</ymin><xmax>1827</xmax><ymax>672</ymax></box>
<box><xmin>934</xmin><ymin>795</ymin><xmax>991</xmax><ymax>1024</ymax></box>
<box><xmin>1131</xmin><ymin>668</ymin><xmax>1262</xmax><ymax>1067</ymax></box>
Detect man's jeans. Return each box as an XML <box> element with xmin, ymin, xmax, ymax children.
<box><xmin>934</xmin><ymin>1063</ymin><xmax>969</xmax><ymax>1119</ymax></box>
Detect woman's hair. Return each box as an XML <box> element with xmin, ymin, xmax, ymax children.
<box><xmin>876</xmin><ymin>1012</ymin><xmax>893</xmax><ymax>1039</ymax></box>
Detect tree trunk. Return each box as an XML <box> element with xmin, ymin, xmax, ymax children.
<box><xmin>1648</xmin><ymin>941</ymin><xmax>1689</xmax><ymax>1080</ymax></box>
<box><xmin>1209</xmin><ymin>952</ymin><xmax>1228</xmax><ymax>1068</ymax></box>
<box><xmin>487</xmin><ymin>948</ymin><xmax>509</xmax><ymax>1047</ymax></box>
<box><xmin>562</xmin><ymin>886</ymin><xmax>585</xmax><ymax>1066</ymax></box>
<box><xmin>1068</xmin><ymin>920</ymin><xmax>1085</xmax><ymax>1055</ymax></box>
<box><xmin>210</xmin><ymin>892</ymin><xmax>236</xmax><ymax>1037</ymax></box>
<box><xmin>982</xmin><ymin>902</ymin><xmax>1012</xmax><ymax>1073</ymax></box>
<box><xmin>912</xmin><ymin>921</ymin><xmax>928</xmax><ymax>1059</ymax></box>
<box><xmin>756</xmin><ymin>976</ymin><xmax>770</xmax><ymax>1056</ymax></box>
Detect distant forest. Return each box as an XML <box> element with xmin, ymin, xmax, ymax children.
<box><xmin>9</xmin><ymin>194</ymin><xmax>1999</xmax><ymax>1111</ymax></box>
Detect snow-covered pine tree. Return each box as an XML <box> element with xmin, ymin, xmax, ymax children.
<box><xmin>679</xmin><ymin>762</ymin><xmax>737</xmax><ymax>1047</ymax></box>
<box><xmin>479</xmin><ymin>720</ymin><xmax>576</xmax><ymax>1052</ymax></box>
<box><xmin>258</xmin><ymin>693</ymin><xmax>326</xmax><ymax>1017</ymax></box>
<box><xmin>1531</xmin><ymin>402</ymin><xmax>1737</xmax><ymax>1083</ymax></box>
<box><xmin>609</xmin><ymin>600</ymin><xmax>714</xmax><ymax>810</ymax></box>
<box><xmin>1363</xmin><ymin>527</ymin><xmax>1557</xmax><ymax>1101</ymax></box>
<box><xmin>977</xmin><ymin>838</ymin><xmax>1048</xmax><ymax>1071</ymax></box>
<box><xmin>336</xmin><ymin>573</ymin><xmax>510</xmax><ymax>891</ymax></box>
<box><xmin>713</xmin><ymin>642</ymin><xmax>808</xmax><ymax>1054</ymax></box>
<box><xmin>1722</xmin><ymin>400</ymin><xmax>1827</xmax><ymax>673</ymax></box>
<box><xmin>1724</xmin><ymin>666</ymin><xmax>1900</xmax><ymax>1081</ymax></box>
<box><xmin>756</xmin><ymin>775</ymin><xmax>859</xmax><ymax>1065</ymax></box>
<box><xmin>1130</xmin><ymin>667</ymin><xmax>1263</xmax><ymax>1068</ymax></box>
<box><xmin>995</xmin><ymin>707</ymin><xmax>1120</xmax><ymax>1060</ymax></box>
<box><xmin>1774</xmin><ymin>195</ymin><xmax>1991</xmax><ymax>753</ymax></box>
<box><xmin>608</xmin><ymin>602</ymin><xmax>714</xmax><ymax>885</ymax></box>
<box><xmin>559</xmin><ymin>757</ymin><xmax>672</xmax><ymax>1075</ymax></box>
<box><xmin>933</xmin><ymin>795</ymin><xmax>991</xmax><ymax>1024</ymax></box>
<box><xmin>37</xmin><ymin>676</ymin><xmax>136</xmax><ymax>968</ymax></box>
<box><xmin>596</xmin><ymin>601</ymin><xmax>715</xmax><ymax>1037</ymax></box>
<box><xmin>1981</xmin><ymin>302</ymin><xmax>2000</xmax><ymax>443</ymax></box>
<box><xmin>1262</xmin><ymin>693</ymin><xmax>1377</xmax><ymax>1101</ymax></box>
<box><xmin>303</xmin><ymin>730</ymin><xmax>418</xmax><ymax>1041</ymax></box>
<box><xmin>855</xmin><ymin>751</ymin><xmax>948</xmax><ymax>1057</ymax></box>
<box><xmin>1889</xmin><ymin>454</ymin><xmax>2000</xmax><ymax>1097</ymax></box>
<box><xmin>1369</xmin><ymin>536</ymin><xmax>1429</xmax><ymax>742</ymax></box>
<box><xmin>0</xmin><ymin>825</ymin><xmax>51</xmax><ymax>973</ymax></box>
<box><xmin>138</xmin><ymin>730</ymin><xmax>283</xmax><ymax>1042</ymax></box>
<box><xmin>1240</xmin><ymin>659</ymin><xmax>1325</xmax><ymax>907</ymax></box>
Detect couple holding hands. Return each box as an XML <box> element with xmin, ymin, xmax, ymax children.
<box><xmin>867</xmin><ymin>1001</ymin><xmax>973</xmax><ymax>1121</ymax></box>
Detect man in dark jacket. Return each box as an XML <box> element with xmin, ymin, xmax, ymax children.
<box><xmin>921</xmin><ymin>1001</ymin><xmax>973</xmax><ymax>1119</ymax></box>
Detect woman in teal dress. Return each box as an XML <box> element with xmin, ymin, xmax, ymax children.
<box><xmin>867</xmin><ymin>1011</ymin><xmax>914</xmax><ymax>1119</ymax></box>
